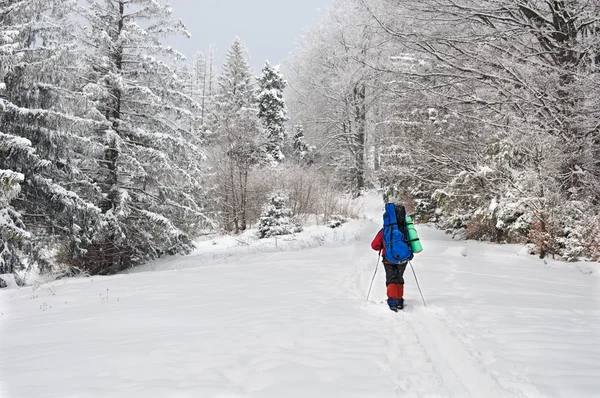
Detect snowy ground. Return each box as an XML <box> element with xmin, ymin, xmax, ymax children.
<box><xmin>1</xmin><ymin>192</ymin><xmax>599</xmax><ymax>398</ymax></box>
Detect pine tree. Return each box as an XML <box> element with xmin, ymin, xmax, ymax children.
<box><xmin>257</xmin><ymin>61</ymin><xmax>288</xmax><ymax>165</ymax></box>
<box><xmin>79</xmin><ymin>0</ymin><xmax>208</xmax><ymax>273</ymax></box>
<box><xmin>213</xmin><ymin>37</ymin><xmax>255</xmax><ymax>119</ymax></box>
<box><xmin>210</xmin><ymin>37</ymin><xmax>261</xmax><ymax>233</ymax></box>
<box><xmin>1</xmin><ymin>0</ymin><xmax>103</xmax><ymax>277</ymax></box>
<box><xmin>291</xmin><ymin>125</ymin><xmax>311</xmax><ymax>163</ymax></box>
<box><xmin>257</xmin><ymin>192</ymin><xmax>301</xmax><ymax>238</ymax></box>
<box><xmin>0</xmin><ymin>134</ymin><xmax>29</xmax><ymax>275</ymax></box>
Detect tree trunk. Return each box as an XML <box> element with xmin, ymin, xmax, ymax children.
<box><xmin>353</xmin><ymin>83</ymin><xmax>366</xmax><ymax>197</ymax></box>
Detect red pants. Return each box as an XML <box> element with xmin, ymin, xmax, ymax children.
<box><xmin>384</xmin><ymin>262</ymin><xmax>407</xmax><ymax>299</ymax></box>
<box><xmin>386</xmin><ymin>283</ymin><xmax>404</xmax><ymax>299</ymax></box>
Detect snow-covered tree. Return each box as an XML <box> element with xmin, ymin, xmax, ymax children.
<box><xmin>193</xmin><ymin>47</ymin><xmax>217</xmax><ymax>123</ymax></box>
<box><xmin>0</xmin><ymin>134</ymin><xmax>29</xmax><ymax>275</ymax></box>
<box><xmin>257</xmin><ymin>61</ymin><xmax>288</xmax><ymax>165</ymax></box>
<box><xmin>257</xmin><ymin>192</ymin><xmax>301</xmax><ymax>238</ymax></box>
<box><xmin>364</xmin><ymin>0</ymin><xmax>600</xmax><ymax>258</ymax></box>
<box><xmin>291</xmin><ymin>125</ymin><xmax>311</xmax><ymax>163</ymax></box>
<box><xmin>212</xmin><ymin>37</ymin><xmax>256</xmax><ymax>122</ymax></box>
<box><xmin>286</xmin><ymin>0</ymin><xmax>383</xmax><ymax>196</ymax></box>
<box><xmin>289</xmin><ymin>0</ymin><xmax>599</xmax><ymax>259</ymax></box>
<box><xmin>1</xmin><ymin>0</ymin><xmax>103</xmax><ymax>276</ymax></box>
<box><xmin>78</xmin><ymin>0</ymin><xmax>208</xmax><ymax>273</ymax></box>
<box><xmin>178</xmin><ymin>47</ymin><xmax>217</xmax><ymax>136</ymax></box>
<box><xmin>209</xmin><ymin>37</ymin><xmax>261</xmax><ymax>233</ymax></box>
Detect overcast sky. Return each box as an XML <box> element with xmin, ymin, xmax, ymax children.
<box><xmin>166</xmin><ymin>0</ymin><xmax>334</xmax><ymax>74</ymax></box>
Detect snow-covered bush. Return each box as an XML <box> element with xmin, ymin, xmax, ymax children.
<box><xmin>291</xmin><ymin>125</ymin><xmax>313</xmax><ymax>163</ymax></box>
<box><xmin>465</xmin><ymin>216</ymin><xmax>497</xmax><ymax>241</ymax></box>
<box><xmin>550</xmin><ymin>203</ymin><xmax>600</xmax><ymax>262</ymax></box>
<box><xmin>326</xmin><ymin>215</ymin><xmax>349</xmax><ymax>229</ymax></box>
<box><xmin>580</xmin><ymin>215</ymin><xmax>600</xmax><ymax>262</ymax></box>
<box><xmin>246</xmin><ymin>164</ymin><xmax>358</xmax><ymax>229</ymax></box>
<box><xmin>528</xmin><ymin>216</ymin><xmax>563</xmax><ymax>260</ymax></box>
<box><xmin>492</xmin><ymin>196</ymin><xmax>532</xmax><ymax>243</ymax></box>
<box><xmin>257</xmin><ymin>192</ymin><xmax>302</xmax><ymax>239</ymax></box>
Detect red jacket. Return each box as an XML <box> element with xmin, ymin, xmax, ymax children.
<box><xmin>371</xmin><ymin>229</ymin><xmax>386</xmax><ymax>258</ymax></box>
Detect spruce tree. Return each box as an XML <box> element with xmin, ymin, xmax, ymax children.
<box><xmin>257</xmin><ymin>61</ymin><xmax>288</xmax><ymax>165</ymax></box>
<box><xmin>210</xmin><ymin>37</ymin><xmax>260</xmax><ymax>233</ymax></box>
<box><xmin>214</xmin><ymin>37</ymin><xmax>256</xmax><ymax>115</ymax></box>
<box><xmin>292</xmin><ymin>125</ymin><xmax>311</xmax><ymax>163</ymax></box>
<box><xmin>0</xmin><ymin>134</ymin><xmax>29</xmax><ymax>275</ymax></box>
<box><xmin>258</xmin><ymin>192</ymin><xmax>301</xmax><ymax>238</ymax></box>
<box><xmin>79</xmin><ymin>0</ymin><xmax>207</xmax><ymax>273</ymax></box>
<box><xmin>1</xmin><ymin>0</ymin><xmax>102</xmax><ymax>276</ymax></box>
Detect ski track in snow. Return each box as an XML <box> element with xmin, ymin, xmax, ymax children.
<box><xmin>1</xmin><ymin>191</ymin><xmax>599</xmax><ymax>398</ymax></box>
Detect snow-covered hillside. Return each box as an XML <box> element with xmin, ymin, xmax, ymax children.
<box><xmin>1</xmin><ymin>193</ymin><xmax>599</xmax><ymax>398</ymax></box>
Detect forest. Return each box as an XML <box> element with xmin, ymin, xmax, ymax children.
<box><xmin>1</xmin><ymin>0</ymin><xmax>598</xmax><ymax>283</ymax></box>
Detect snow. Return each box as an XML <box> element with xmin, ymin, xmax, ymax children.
<box><xmin>489</xmin><ymin>197</ymin><xmax>498</xmax><ymax>212</ymax></box>
<box><xmin>1</xmin><ymin>192</ymin><xmax>599</xmax><ymax>398</ymax></box>
<box><xmin>0</xmin><ymin>274</ymin><xmax>18</xmax><ymax>289</ymax></box>
<box><xmin>477</xmin><ymin>166</ymin><xmax>494</xmax><ymax>176</ymax></box>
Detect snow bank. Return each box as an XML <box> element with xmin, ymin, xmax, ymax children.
<box><xmin>131</xmin><ymin>220</ymin><xmax>371</xmax><ymax>273</ymax></box>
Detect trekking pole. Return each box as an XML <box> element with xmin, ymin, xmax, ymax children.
<box><xmin>366</xmin><ymin>250</ymin><xmax>381</xmax><ymax>302</ymax></box>
<box><xmin>409</xmin><ymin>261</ymin><xmax>427</xmax><ymax>307</ymax></box>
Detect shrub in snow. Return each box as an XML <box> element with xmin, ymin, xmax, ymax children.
<box><xmin>0</xmin><ymin>274</ymin><xmax>18</xmax><ymax>289</ymax></box>
<box><xmin>581</xmin><ymin>216</ymin><xmax>600</xmax><ymax>262</ymax></box>
<box><xmin>492</xmin><ymin>198</ymin><xmax>532</xmax><ymax>243</ymax></box>
<box><xmin>555</xmin><ymin>210</ymin><xmax>600</xmax><ymax>262</ymax></box>
<box><xmin>258</xmin><ymin>193</ymin><xmax>302</xmax><ymax>239</ymax></box>
<box><xmin>291</xmin><ymin>125</ymin><xmax>314</xmax><ymax>164</ymax></box>
<box><xmin>463</xmin><ymin>196</ymin><xmax>532</xmax><ymax>243</ymax></box>
<box><xmin>327</xmin><ymin>215</ymin><xmax>349</xmax><ymax>229</ymax></box>
<box><xmin>524</xmin><ymin>202</ymin><xmax>599</xmax><ymax>262</ymax></box>
<box><xmin>465</xmin><ymin>216</ymin><xmax>497</xmax><ymax>241</ymax></box>
<box><xmin>527</xmin><ymin>212</ymin><xmax>565</xmax><ymax>260</ymax></box>
<box><xmin>246</xmin><ymin>164</ymin><xmax>357</xmax><ymax>229</ymax></box>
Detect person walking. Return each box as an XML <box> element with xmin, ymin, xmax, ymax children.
<box><xmin>371</xmin><ymin>203</ymin><xmax>413</xmax><ymax>311</ymax></box>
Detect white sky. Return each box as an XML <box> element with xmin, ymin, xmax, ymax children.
<box><xmin>166</xmin><ymin>0</ymin><xmax>334</xmax><ymax>74</ymax></box>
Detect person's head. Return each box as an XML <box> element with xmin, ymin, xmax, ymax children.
<box><xmin>385</xmin><ymin>195</ymin><xmax>414</xmax><ymax>215</ymax></box>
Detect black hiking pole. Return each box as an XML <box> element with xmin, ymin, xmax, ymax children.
<box><xmin>409</xmin><ymin>261</ymin><xmax>427</xmax><ymax>307</ymax></box>
<box><xmin>366</xmin><ymin>250</ymin><xmax>381</xmax><ymax>302</ymax></box>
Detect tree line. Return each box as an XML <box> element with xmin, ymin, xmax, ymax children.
<box><xmin>287</xmin><ymin>0</ymin><xmax>599</xmax><ymax>261</ymax></box>
<box><xmin>1</xmin><ymin>0</ymin><xmax>353</xmax><ymax>281</ymax></box>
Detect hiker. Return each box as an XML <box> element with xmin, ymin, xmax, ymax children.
<box><xmin>371</xmin><ymin>203</ymin><xmax>413</xmax><ymax>311</ymax></box>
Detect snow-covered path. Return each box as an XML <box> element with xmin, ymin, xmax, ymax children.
<box><xmin>1</xmin><ymin>193</ymin><xmax>599</xmax><ymax>398</ymax></box>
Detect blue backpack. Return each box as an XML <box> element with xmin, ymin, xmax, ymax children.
<box><xmin>382</xmin><ymin>203</ymin><xmax>413</xmax><ymax>264</ymax></box>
